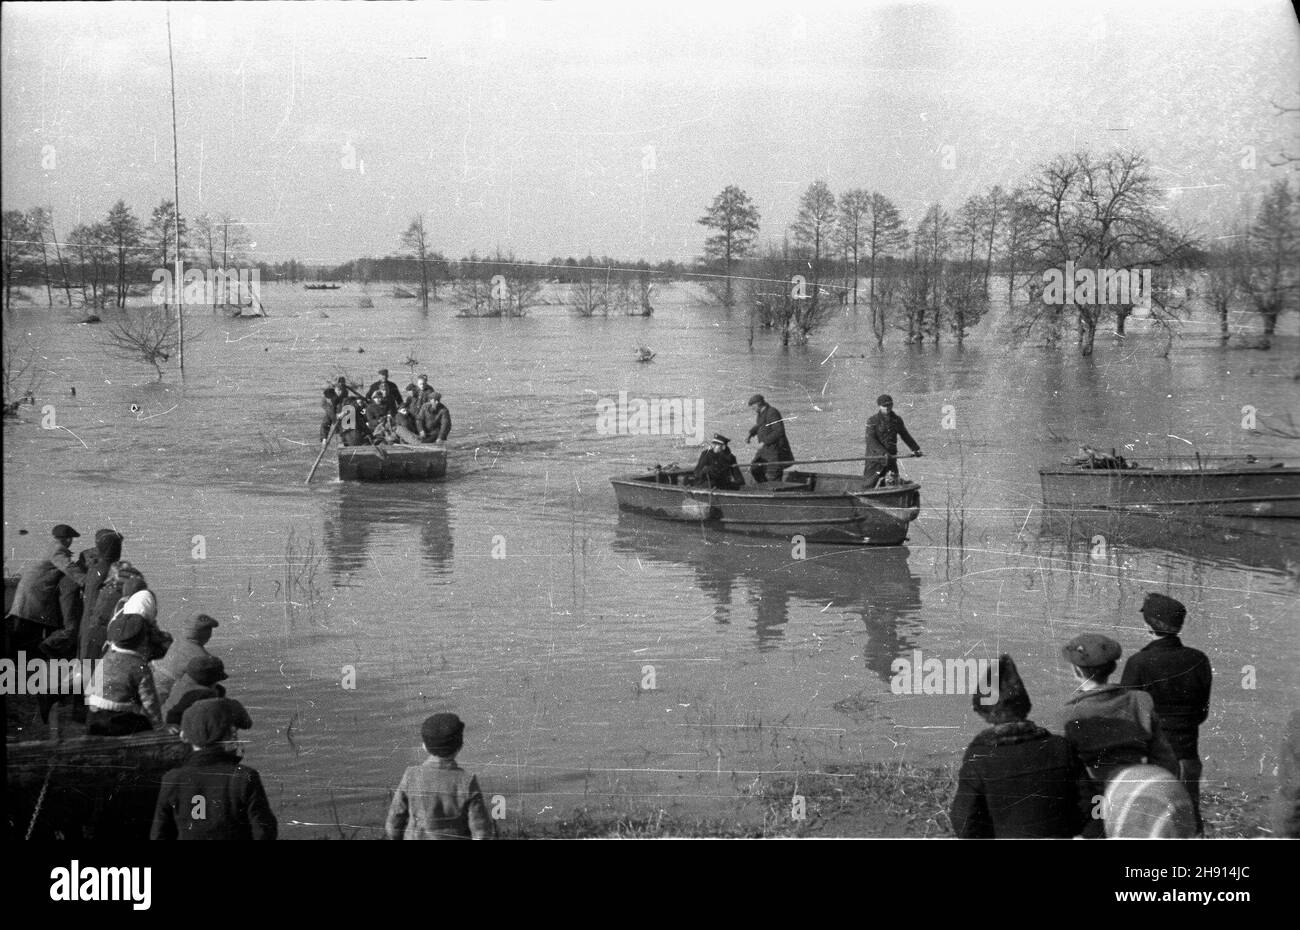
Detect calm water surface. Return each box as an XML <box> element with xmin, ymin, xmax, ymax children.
<box><xmin>4</xmin><ymin>282</ymin><xmax>1298</xmax><ymax>836</ymax></box>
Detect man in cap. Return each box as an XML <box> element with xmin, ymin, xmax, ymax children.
<box><xmin>417</xmin><ymin>391</ymin><xmax>452</xmax><ymax>443</ymax></box>
<box><xmin>745</xmin><ymin>394</ymin><xmax>794</xmax><ymax>483</ymax></box>
<box><xmin>864</xmin><ymin>394</ymin><xmax>922</xmax><ymax>487</ymax></box>
<box><xmin>153</xmin><ymin>613</ymin><xmax>221</xmax><ymax>704</ymax></box>
<box><xmin>5</xmin><ymin>524</ymin><xmax>87</xmax><ymax>659</ymax></box>
<box><xmin>1059</xmin><ymin>632</ymin><xmax>1180</xmax><ymax>834</ymax></box>
<box><xmin>365</xmin><ymin>368</ymin><xmax>401</xmax><ymax>418</ymax></box>
<box><xmin>151</xmin><ymin>698</ymin><xmax>278</xmax><ymax>840</ymax></box>
<box><xmin>1120</xmin><ymin>592</ymin><xmax>1213</xmax><ymax>832</ymax></box>
<box><xmin>163</xmin><ymin>655</ymin><xmax>230</xmax><ymax>726</ymax></box>
<box><xmin>693</xmin><ymin>434</ymin><xmax>745</xmax><ymax>490</ymax></box>
<box><xmin>386</xmin><ymin>712</ymin><xmax>493</xmax><ymax>839</ymax></box>
<box><xmin>950</xmin><ymin>654</ymin><xmax>1092</xmax><ymax>838</ymax></box>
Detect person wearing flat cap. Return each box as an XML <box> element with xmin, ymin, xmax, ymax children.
<box><xmin>163</xmin><ymin>655</ymin><xmax>230</xmax><ymax>726</ymax></box>
<box><xmin>365</xmin><ymin>368</ymin><xmax>402</xmax><ymax>418</ymax></box>
<box><xmin>693</xmin><ymin>433</ymin><xmax>745</xmax><ymax>490</ymax></box>
<box><xmin>1059</xmin><ymin>632</ymin><xmax>1180</xmax><ymax>834</ymax></box>
<box><xmin>950</xmin><ymin>654</ymin><xmax>1092</xmax><ymax>838</ymax></box>
<box><xmin>745</xmin><ymin>394</ymin><xmax>794</xmax><ymax>483</ymax></box>
<box><xmin>154</xmin><ymin>613</ymin><xmax>221</xmax><ymax>705</ymax></box>
<box><xmin>1120</xmin><ymin>592</ymin><xmax>1213</xmax><ymax>833</ymax></box>
<box><xmin>863</xmin><ymin>394</ymin><xmax>922</xmax><ymax>487</ymax></box>
<box><xmin>5</xmin><ymin>524</ymin><xmax>88</xmax><ymax>659</ymax></box>
<box><xmin>386</xmin><ymin>713</ymin><xmax>493</xmax><ymax>839</ymax></box>
<box><xmin>151</xmin><ymin>698</ymin><xmax>278</xmax><ymax>840</ymax></box>
<box><xmin>84</xmin><ymin>613</ymin><xmax>164</xmax><ymax>735</ymax></box>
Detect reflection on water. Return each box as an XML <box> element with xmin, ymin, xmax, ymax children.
<box><xmin>613</xmin><ymin>513</ymin><xmax>922</xmax><ymax>681</ymax></box>
<box><xmin>322</xmin><ymin>482</ymin><xmax>454</xmax><ymax>581</ymax></box>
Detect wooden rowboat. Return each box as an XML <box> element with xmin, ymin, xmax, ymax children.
<box><xmin>338</xmin><ymin>443</ymin><xmax>447</xmax><ymax>481</ymax></box>
<box><xmin>1040</xmin><ymin>457</ymin><xmax>1300</xmax><ymax>518</ymax></box>
<box><xmin>610</xmin><ymin>468</ymin><xmax>920</xmax><ymax>544</ymax></box>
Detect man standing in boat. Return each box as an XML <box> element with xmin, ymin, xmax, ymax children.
<box><xmin>864</xmin><ymin>394</ymin><xmax>922</xmax><ymax>487</ymax></box>
<box><xmin>746</xmin><ymin>394</ymin><xmax>794</xmax><ymax>483</ymax></box>
<box><xmin>693</xmin><ymin>434</ymin><xmax>745</xmax><ymax>489</ymax></box>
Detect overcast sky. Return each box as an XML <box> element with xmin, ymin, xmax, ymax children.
<box><xmin>3</xmin><ymin>0</ymin><xmax>1297</xmax><ymax>264</ymax></box>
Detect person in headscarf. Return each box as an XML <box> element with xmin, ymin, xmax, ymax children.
<box><xmin>949</xmin><ymin>654</ymin><xmax>1092</xmax><ymax>838</ymax></box>
<box><xmin>151</xmin><ymin>698</ymin><xmax>277</xmax><ymax>840</ymax></box>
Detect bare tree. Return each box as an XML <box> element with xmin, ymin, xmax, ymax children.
<box><xmin>698</xmin><ymin>185</ymin><xmax>761</xmax><ymax>306</ymax></box>
<box><xmin>2</xmin><ymin>209</ymin><xmax>33</xmax><ymax>309</ymax></box>
<box><xmin>2</xmin><ymin>332</ymin><xmax>45</xmax><ymax>413</ymax></box>
<box><xmin>1236</xmin><ymin>178</ymin><xmax>1299</xmax><ymax>349</ymax></box>
<box><xmin>837</xmin><ymin>189</ymin><xmax>872</xmax><ymax>309</ymax></box>
<box><xmin>25</xmin><ymin>207</ymin><xmax>54</xmax><ymax>307</ymax></box>
<box><xmin>105</xmin><ymin>200</ymin><xmax>143</xmax><ymax>308</ymax></box>
<box><xmin>864</xmin><ymin>193</ymin><xmax>909</xmax><ymax>345</ymax></box>
<box><xmin>400</xmin><ymin>215</ymin><xmax>434</xmax><ymax>309</ymax></box>
<box><xmin>1204</xmin><ymin>237</ymin><xmax>1244</xmax><ymax>345</ymax></box>
<box><xmin>570</xmin><ymin>268</ymin><xmax>610</xmax><ymax>317</ymax></box>
<box><xmin>104</xmin><ymin>307</ymin><xmax>181</xmax><ymax>380</ymax></box>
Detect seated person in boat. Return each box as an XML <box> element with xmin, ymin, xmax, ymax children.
<box><xmin>417</xmin><ymin>392</ymin><xmax>451</xmax><ymax>443</ymax></box>
<box><xmin>408</xmin><ymin>373</ymin><xmax>436</xmax><ymax>413</ymax></box>
<box><xmin>84</xmin><ymin>613</ymin><xmax>164</xmax><ymax>736</ymax></box>
<box><xmin>337</xmin><ymin>395</ymin><xmax>372</xmax><ymax>447</ymax></box>
<box><xmin>1068</xmin><ymin>445</ymin><xmax>1128</xmax><ymax>469</ymax></box>
<box><xmin>366</xmin><ymin>393</ymin><xmax>401</xmax><ymax>446</ymax></box>
<box><xmin>392</xmin><ymin>389</ymin><xmax>424</xmax><ymax>445</ymax></box>
<box><xmin>693</xmin><ymin>434</ymin><xmax>745</xmax><ymax>489</ymax></box>
<box><xmin>365</xmin><ymin>368</ymin><xmax>402</xmax><ymax>418</ymax></box>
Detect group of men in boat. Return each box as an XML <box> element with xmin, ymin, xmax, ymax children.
<box><xmin>691</xmin><ymin>392</ymin><xmax>923</xmax><ymax>490</ymax></box>
<box><xmin>321</xmin><ymin>368</ymin><xmax>452</xmax><ymax>448</ymax></box>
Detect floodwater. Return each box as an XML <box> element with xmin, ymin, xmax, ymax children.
<box><xmin>3</xmin><ymin>281</ymin><xmax>1298</xmax><ymax>837</ymax></box>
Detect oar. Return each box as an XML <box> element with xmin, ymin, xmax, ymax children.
<box><xmin>305</xmin><ymin>420</ymin><xmax>339</xmax><ymax>484</ymax></box>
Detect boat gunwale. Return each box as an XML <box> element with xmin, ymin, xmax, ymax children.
<box><xmin>609</xmin><ymin>474</ymin><xmax>920</xmax><ymax>502</ymax></box>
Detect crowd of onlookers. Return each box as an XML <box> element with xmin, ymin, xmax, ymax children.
<box><xmin>6</xmin><ymin>524</ymin><xmax>1296</xmax><ymax>839</ymax></box>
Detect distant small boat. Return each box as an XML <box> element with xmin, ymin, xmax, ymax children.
<box><xmin>304</xmin><ymin>283</ymin><xmax>342</xmax><ymax>290</ymax></box>
<box><xmin>392</xmin><ymin>286</ymin><xmax>419</xmax><ymax>299</ymax></box>
<box><xmin>1040</xmin><ymin>455</ymin><xmax>1300</xmax><ymax>518</ymax></box>
<box><xmin>339</xmin><ymin>443</ymin><xmax>447</xmax><ymax>481</ymax></box>
<box><xmin>634</xmin><ymin>346</ymin><xmax>655</xmax><ymax>362</ymax></box>
<box><xmin>610</xmin><ymin>469</ymin><xmax>920</xmax><ymax>544</ymax></box>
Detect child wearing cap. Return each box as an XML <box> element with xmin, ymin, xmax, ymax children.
<box><xmin>153</xmin><ymin>613</ymin><xmax>220</xmax><ymax>704</ymax></box>
<box><xmin>385</xmin><ymin>713</ymin><xmax>493</xmax><ymax>840</ymax></box>
<box><xmin>1119</xmin><ymin>592</ymin><xmax>1213</xmax><ymax>833</ymax></box>
<box><xmin>84</xmin><ymin>613</ymin><xmax>164</xmax><ymax>735</ymax></box>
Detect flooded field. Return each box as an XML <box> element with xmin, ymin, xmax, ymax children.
<box><xmin>3</xmin><ymin>281</ymin><xmax>1297</xmax><ymax>836</ymax></box>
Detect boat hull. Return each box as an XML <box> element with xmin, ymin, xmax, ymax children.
<box><xmin>1039</xmin><ymin>464</ymin><xmax>1300</xmax><ymax>518</ymax></box>
<box><xmin>338</xmin><ymin>444</ymin><xmax>447</xmax><ymax>481</ymax></box>
<box><xmin>610</xmin><ymin>470</ymin><xmax>920</xmax><ymax>544</ymax></box>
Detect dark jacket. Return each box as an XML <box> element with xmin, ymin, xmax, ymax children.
<box><xmin>79</xmin><ymin>575</ymin><xmax>123</xmax><ymax>659</ymax></box>
<box><xmin>693</xmin><ymin>446</ymin><xmax>743</xmax><ymax>489</ymax></box>
<box><xmin>365</xmin><ymin>379</ymin><xmax>401</xmax><ymax>417</ymax></box>
<box><xmin>163</xmin><ymin>680</ymin><xmax>226</xmax><ymax>727</ymax></box>
<box><xmin>950</xmin><ymin>720</ymin><xmax>1092</xmax><ymax>838</ymax></box>
<box><xmin>79</xmin><ymin>534</ymin><xmax>121</xmax><ymax>635</ymax></box>
<box><xmin>747</xmin><ymin>404</ymin><xmax>792</xmax><ymax>460</ymax></box>
<box><xmin>417</xmin><ymin>403</ymin><xmax>451</xmax><ymax>442</ymax></box>
<box><xmin>151</xmin><ymin>747</ymin><xmax>278</xmax><ymax>840</ymax></box>
<box><xmin>8</xmin><ymin>541</ymin><xmax>86</xmax><ymax>628</ymax></box>
<box><xmin>865</xmin><ymin>410</ymin><xmax>920</xmax><ymax>459</ymax></box>
<box><xmin>1119</xmin><ymin>635</ymin><xmax>1212</xmax><ymax>759</ymax></box>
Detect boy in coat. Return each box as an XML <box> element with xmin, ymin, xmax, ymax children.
<box><xmin>386</xmin><ymin>713</ymin><xmax>493</xmax><ymax>839</ymax></box>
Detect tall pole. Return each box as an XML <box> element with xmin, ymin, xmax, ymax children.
<box><xmin>167</xmin><ymin>7</ymin><xmax>184</xmax><ymax>371</ymax></box>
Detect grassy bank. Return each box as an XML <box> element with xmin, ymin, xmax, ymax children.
<box><xmin>498</xmin><ymin>763</ymin><xmax>1278</xmax><ymax>839</ymax></box>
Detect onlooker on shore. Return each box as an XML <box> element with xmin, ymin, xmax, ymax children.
<box><xmin>5</xmin><ymin>524</ymin><xmax>86</xmax><ymax>658</ymax></box>
<box><xmin>1059</xmin><ymin>633</ymin><xmax>1180</xmax><ymax>835</ymax></box>
<box><xmin>107</xmin><ymin>565</ymin><xmax>171</xmax><ymax>661</ymax></box>
<box><xmin>950</xmin><ymin>654</ymin><xmax>1091</xmax><ymax>838</ymax></box>
<box><xmin>153</xmin><ymin>613</ymin><xmax>220</xmax><ymax>704</ymax></box>
<box><xmin>151</xmin><ymin>698</ymin><xmax>278</xmax><ymax>840</ymax></box>
<box><xmin>84</xmin><ymin>613</ymin><xmax>164</xmax><ymax>735</ymax></box>
<box><xmin>1119</xmin><ymin>592</ymin><xmax>1213</xmax><ymax>834</ymax></box>
<box><xmin>162</xmin><ymin>655</ymin><xmax>229</xmax><ymax>727</ymax></box>
<box><xmin>385</xmin><ymin>713</ymin><xmax>493</xmax><ymax>840</ymax></box>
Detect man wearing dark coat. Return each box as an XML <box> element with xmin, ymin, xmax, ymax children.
<box><xmin>320</xmin><ymin>386</ymin><xmax>340</xmax><ymax>441</ymax></box>
<box><xmin>1120</xmin><ymin>592</ymin><xmax>1213</xmax><ymax>833</ymax></box>
<box><xmin>417</xmin><ymin>393</ymin><xmax>452</xmax><ymax>442</ymax></box>
<box><xmin>151</xmin><ymin>698</ymin><xmax>278</xmax><ymax>840</ymax></box>
<box><xmin>365</xmin><ymin>368</ymin><xmax>401</xmax><ymax>417</ymax></box>
<box><xmin>693</xmin><ymin>434</ymin><xmax>745</xmax><ymax>490</ymax></box>
<box><xmin>863</xmin><ymin>394</ymin><xmax>922</xmax><ymax>486</ymax></box>
<box><xmin>745</xmin><ymin>394</ymin><xmax>793</xmax><ymax>483</ymax></box>
<box><xmin>950</xmin><ymin>654</ymin><xmax>1092</xmax><ymax>838</ymax></box>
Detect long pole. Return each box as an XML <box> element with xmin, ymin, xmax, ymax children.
<box><xmin>642</xmin><ymin>453</ymin><xmax>923</xmax><ymax>471</ymax></box>
<box><xmin>167</xmin><ymin>8</ymin><xmax>184</xmax><ymax>371</ymax></box>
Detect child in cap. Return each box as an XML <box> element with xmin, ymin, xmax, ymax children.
<box><xmin>385</xmin><ymin>713</ymin><xmax>493</xmax><ymax>839</ymax></box>
<box><xmin>84</xmin><ymin>613</ymin><xmax>164</xmax><ymax>735</ymax></box>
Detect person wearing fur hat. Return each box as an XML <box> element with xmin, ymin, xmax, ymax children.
<box><xmin>162</xmin><ymin>655</ymin><xmax>229</xmax><ymax>726</ymax></box>
<box><xmin>385</xmin><ymin>713</ymin><xmax>493</xmax><ymax>840</ymax></box>
<box><xmin>84</xmin><ymin>613</ymin><xmax>164</xmax><ymax>735</ymax></box>
<box><xmin>151</xmin><ymin>698</ymin><xmax>277</xmax><ymax>840</ymax></box>
<box><xmin>950</xmin><ymin>654</ymin><xmax>1092</xmax><ymax>837</ymax></box>
<box><xmin>1059</xmin><ymin>633</ymin><xmax>1180</xmax><ymax>834</ymax></box>
<box><xmin>1120</xmin><ymin>592</ymin><xmax>1213</xmax><ymax>833</ymax></box>
<box><xmin>153</xmin><ymin>613</ymin><xmax>220</xmax><ymax>704</ymax></box>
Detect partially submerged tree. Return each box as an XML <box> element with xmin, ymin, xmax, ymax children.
<box><xmin>1236</xmin><ymin>178</ymin><xmax>1299</xmax><ymax>349</ymax></box>
<box><xmin>837</xmin><ymin>188</ymin><xmax>872</xmax><ymax>309</ymax></box>
<box><xmin>2</xmin><ymin>332</ymin><xmax>45</xmax><ymax>412</ymax></box>
<box><xmin>698</xmin><ymin>185</ymin><xmax>760</xmax><ymax>306</ymax></box>
<box><xmin>400</xmin><ymin>215</ymin><xmax>434</xmax><ymax>309</ymax></box>
<box><xmin>105</xmin><ymin>200</ymin><xmax>143</xmax><ymax>308</ymax></box>
<box><xmin>864</xmin><ymin>193</ymin><xmax>909</xmax><ymax>345</ymax></box>
<box><xmin>104</xmin><ymin>307</ymin><xmax>180</xmax><ymax>380</ymax></box>
<box><xmin>2</xmin><ymin>209</ymin><xmax>33</xmax><ymax>309</ymax></box>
